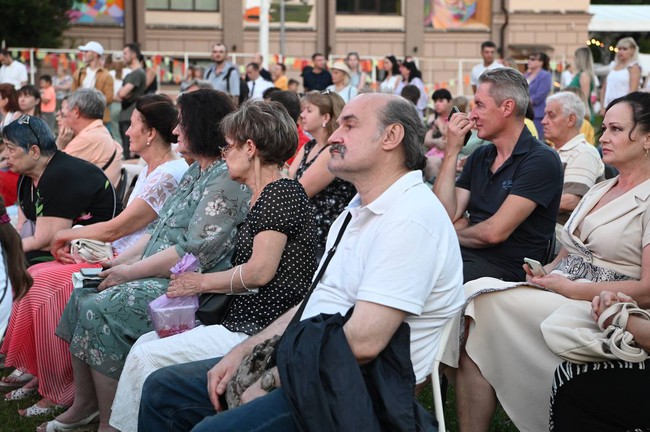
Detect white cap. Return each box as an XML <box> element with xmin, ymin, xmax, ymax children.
<box><xmin>78</xmin><ymin>41</ymin><xmax>104</xmax><ymax>56</ymax></box>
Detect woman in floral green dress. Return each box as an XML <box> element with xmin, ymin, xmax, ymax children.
<box><xmin>46</xmin><ymin>90</ymin><xmax>250</xmax><ymax>432</ymax></box>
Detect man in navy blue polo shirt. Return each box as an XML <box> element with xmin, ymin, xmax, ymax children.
<box><xmin>434</xmin><ymin>67</ymin><xmax>563</xmax><ymax>282</ymax></box>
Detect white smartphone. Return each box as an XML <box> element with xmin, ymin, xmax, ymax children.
<box><xmin>524</xmin><ymin>258</ymin><xmax>547</xmax><ymax>277</ymax></box>
<box><xmin>80</xmin><ymin>267</ymin><xmax>103</xmax><ymax>277</ymax></box>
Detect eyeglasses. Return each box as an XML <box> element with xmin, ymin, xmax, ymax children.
<box><xmin>220</xmin><ymin>142</ymin><xmax>238</xmax><ymax>158</ymax></box>
<box><xmin>17</xmin><ymin>114</ymin><xmax>41</xmax><ymax>148</ymax></box>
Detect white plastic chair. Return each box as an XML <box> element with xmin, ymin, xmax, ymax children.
<box><xmin>430</xmin><ymin>317</ymin><xmax>456</xmax><ymax>432</ymax></box>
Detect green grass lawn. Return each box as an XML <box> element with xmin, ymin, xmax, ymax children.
<box><xmin>418</xmin><ymin>380</ymin><xmax>519</xmax><ymax>432</ymax></box>
<box><xmin>0</xmin><ymin>369</ymin><xmax>518</xmax><ymax>431</ymax></box>
<box><xmin>0</xmin><ymin>393</ymin><xmax>63</xmax><ymax>432</ymax></box>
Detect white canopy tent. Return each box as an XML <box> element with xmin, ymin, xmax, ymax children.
<box><xmin>589</xmin><ymin>5</ymin><xmax>650</xmax><ymax>80</ymax></box>
<box><xmin>589</xmin><ymin>5</ymin><xmax>650</xmax><ymax>32</ymax></box>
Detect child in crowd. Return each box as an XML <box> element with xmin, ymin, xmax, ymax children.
<box><xmin>17</xmin><ymin>85</ymin><xmax>41</xmax><ymax>117</ymax></box>
<box><xmin>288</xmin><ymin>78</ymin><xmax>300</xmax><ymax>94</ymax></box>
<box><xmin>39</xmin><ymin>75</ymin><xmax>57</xmax><ymax>132</ymax></box>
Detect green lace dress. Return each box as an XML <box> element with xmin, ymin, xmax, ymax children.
<box><xmin>56</xmin><ymin>160</ymin><xmax>250</xmax><ymax>379</ymax></box>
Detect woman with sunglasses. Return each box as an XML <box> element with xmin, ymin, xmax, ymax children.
<box><xmin>289</xmin><ymin>90</ymin><xmax>356</xmax><ymax>257</ymax></box>
<box><xmin>2</xmin><ymin>115</ymin><xmax>121</xmax><ymax>266</ymax></box>
<box><xmin>525</xmin><ymin>52</ymin><xmax>552</xmax><ymax>141</ymax></box>
<box><xmin>0</xmin><ymin>95</ymin><xmax>188</xmax><ymax>417</ymax></box>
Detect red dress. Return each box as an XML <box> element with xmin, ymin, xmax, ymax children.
<box><xmin>0</xmin><ymin>171</ymin><xmax>19</xmax><ymax>206</ymax></box>
<box><xmin>1</xmin><ymin>260</ymin><xmax>100</xmax><ymax>405</ymax></box>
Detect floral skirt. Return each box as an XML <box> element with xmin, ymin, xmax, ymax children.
<box><xmin>56</xmin><ymin>278</ymin><xmax>169</xmax><ymax>380</ymax></box>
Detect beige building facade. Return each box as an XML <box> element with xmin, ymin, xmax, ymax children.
<box><xmin>63</xmin><ymin>0</ymin><xmax>591</xmax><ymax>96</ymax></box>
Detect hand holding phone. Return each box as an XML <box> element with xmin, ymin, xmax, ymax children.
<box><xmin>447</xmin><ymin>106</ymin><xmax>472</xmax><ymax>146</ymax></box>
<box><xmin>524</xmin><ymin>258</ymin><xmax>547</xmax><ymax>277</ymax></box>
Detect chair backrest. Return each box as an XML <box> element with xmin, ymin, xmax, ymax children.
<box><xmin>115</xmin><ymin>167</ymin><xmax>129</xmax><ymax>205</ymax></box>
<box><xmin>430</xmin><ymin>317</ymin><xmax>457</xmax><ymax>432</ymax></box>
<box><xmin>543</xmin><ymin>234</ymin><xmax>557</xmax><ymax>265</ymax></box>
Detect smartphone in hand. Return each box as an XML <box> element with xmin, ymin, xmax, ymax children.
<box><xmin>80</xmin><ymin>267</ymin><xmax>103</xmax><ymax>277</ymax></box>
<box><xmin>524</xmin><ymin>258</ymin><xmax>547</xmax><ymax>277</ymax></box>
<box><xmin>447</xmin><ymin>106</ymin><xmax>471</xmax><ymax>146</ymax></box>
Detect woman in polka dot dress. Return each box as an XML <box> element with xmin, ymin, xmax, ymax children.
<box><xmin>109</xmin><ymin>100</ymin><xmax>318</xmax><ymax>432</ymax></box>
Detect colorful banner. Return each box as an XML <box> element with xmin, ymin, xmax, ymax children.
<box><xmin>424</xmin><ymin>0</ymin><xmax>478</xmax><ymax>29</ymax></box>
<box><xmin>68</xmin><ymin>0</ymin><xmax>125</xmax><ymax>26</ymax></box>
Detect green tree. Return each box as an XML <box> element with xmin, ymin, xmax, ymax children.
<box><xmin>0</xmin><ymin>0</ymin><xmax>73</xmax><ymax>48</ymax></box>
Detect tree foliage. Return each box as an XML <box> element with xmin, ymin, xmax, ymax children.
<box><xmin>0</xmin><ymin>0</ymin><xmax>73</xmax><ymax>48</ymax></box>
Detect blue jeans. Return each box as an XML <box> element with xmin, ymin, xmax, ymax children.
<box><xmin>139</xmin><ymin>357</ymin><xmax>299</xmax><ymax>432</ymax></box>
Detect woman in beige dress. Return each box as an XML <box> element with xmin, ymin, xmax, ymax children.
<box><xmin>450</xmin><ymin>91</ymin><xmax>650</xmax><ymax>432</ymax></box>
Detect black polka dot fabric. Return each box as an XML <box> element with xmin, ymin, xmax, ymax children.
<box><xmin>221</xmin><ymin>178</ymin><xmax>317</xmax><ymax>335</ymax></box>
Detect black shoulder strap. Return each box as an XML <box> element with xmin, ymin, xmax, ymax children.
<box><xmin>289</xmin><ymin>212</ymin><xmax>352</xmax><ymax>326</ymax></box>
<box><xmin>101</xmin><ymin>150</ymin><xmax>117</xmax><ymax>171</ymax></box>
<box><xmin>224</xmin><ymin>67</ymin><xmax>235</xmax><ymax>93</ymax></box>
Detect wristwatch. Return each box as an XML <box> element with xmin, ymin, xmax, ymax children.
<box><xmin>260</xmin><ymin>370</ymin><xmax>276</xmax><ymax>392</ymax></box>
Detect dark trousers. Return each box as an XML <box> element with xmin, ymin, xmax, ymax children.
<box><xmin>119</xmin><ymin>120</ymin><xmax>132</xmax><ymax>159</ymax></box>
<box><xmin>461</xmin><ymin>247</ymin><xmax>525</xmax><ymax>283</ymax></box>
<box><xmin>139</xmin><ymin>357</ymin><xmax>299</xmax><ymax>432</ymax></box>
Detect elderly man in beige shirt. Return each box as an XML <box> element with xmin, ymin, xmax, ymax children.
<box><xmin>62</xmin><ymin>87</ymin><xmax>123</xmax><ymax>186</ymax></box>
<box><xmin>542</xmin><ymin>91</ymin><xmax>605</xmax><ymax>250</ymax></box>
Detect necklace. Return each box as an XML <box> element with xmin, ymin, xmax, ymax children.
<box><xmin>147</xmin><ymin>149</ymin><xmax>173</xmax><ymax>174</ymax></box>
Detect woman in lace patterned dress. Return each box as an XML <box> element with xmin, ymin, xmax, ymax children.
<box><xmin>289</xmin><ymin>90</ymin><xmax>356</xmax><ymax>256</ymax></box>
<box><xmin>110</xmin><ymin>99</ymin><xmax>317</xmax><ymax>432</ymax></box>
<box><xmin>449</xmin><ymin>91</ymin><xmax>650</xmax><ymax>432</ymax></box>
<box><xmin>38</xmin><ymin>90</ymin><xmax>250</xmax><ymax>432</ymax></box>
<box><xmin>0</xmin><ymin>95</ymin><xmax>188</xmax><ymax>418</ymax></box>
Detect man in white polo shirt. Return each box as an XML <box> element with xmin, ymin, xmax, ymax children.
<box><xmin>139</xmin><ymin>93</ymin><xmax>465</xmax><ymax>431</ymax></box>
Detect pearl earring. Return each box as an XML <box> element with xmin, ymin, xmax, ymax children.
<box><xmin>146</xmin><ymin>140</ymin><xmax>151</xmax><ymax>146</ymax></box>
<box><xmin>322</xmin><ymin>122</ymin><xmax>327</xmax><ymax>128</ymax></box>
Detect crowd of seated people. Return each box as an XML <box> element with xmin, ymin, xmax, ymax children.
<box><xmin>0</xmin><ymin>56</ymin><xmax>649</xmax><ymax>432</ymax></box>
<box><xmin>0</xmin><ymin>94</ymin><xmax>187</xmax><ymax>416</ymax></box>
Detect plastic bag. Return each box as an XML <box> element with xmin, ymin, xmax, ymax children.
<box><xmin>148</xmin><ymin>253</ymin><xmax>201</xmax><ymax>338</ymax></box>
<box><xmin>148</xmin><ymin>293</ymin><xmax>199</xmax><ymax>338</ymax></box>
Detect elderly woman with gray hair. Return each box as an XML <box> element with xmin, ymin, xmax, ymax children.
<box><xmin>2</xmin><ymin>115</ymin><xmax>121</xmax><ymax>265</ymax></box>
<box><xmin>109</xmin><ymin>99</ymin><xmax>318</xmax><ymax>432</ymax></box>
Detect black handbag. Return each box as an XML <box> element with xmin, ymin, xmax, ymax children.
<box><xmin>195</xmin><ymin>293</ymin><xmax>235</xmax><ymax>325</ymax></box>
<box><xmin>196</xmin><ymin>263</ymin><xmax>247</xmax><ymax>325</ymax></box>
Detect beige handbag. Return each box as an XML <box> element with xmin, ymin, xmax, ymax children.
<box><xmin>541</xmin><ymin>301</ymin><xmax>650</xmax><ymax>364</ymax></box>
<box><xmin>70</xmin><ymin>239</ymin><xmax>113</xmax><ymax>263</ymax></box>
